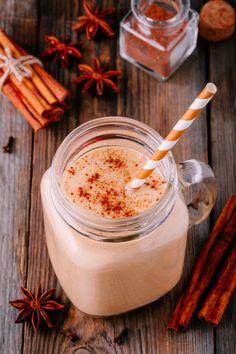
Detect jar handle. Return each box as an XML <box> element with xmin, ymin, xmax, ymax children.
<box><xmin>177</xmin><ymin>159</ymin><xmax>217</xmax><ymax>228</ymax></box>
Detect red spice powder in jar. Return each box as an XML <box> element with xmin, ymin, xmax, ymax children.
<box><xmin>144</xmin><ymin>2</ymin><xmax>174</xmax><ymax>21</ymax></box>
<box><xmin>121</xmin><ymin>2</ymin><xmax>190</xmax><ymax>78</ymax></box>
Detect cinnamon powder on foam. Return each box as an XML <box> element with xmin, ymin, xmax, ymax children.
<box><xmin>63</xmin><ymin>147</ymin><xmax>167</xmax><ymax>219</ymax></box>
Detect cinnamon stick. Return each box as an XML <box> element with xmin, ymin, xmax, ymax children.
<box><xmin>1</xmin><ymin>61</ymin><xmax>51</xmax><ymax>130</ymax></box>
<box><xmin>3</xmin><ymin>81</ymin><xmax>42</xmax><ymax>131</ymax></box>
<box><xmin>0</xmin><ymin>30</ymin><xmax>70</xmax><ymax>130</ymax></box>
<box><xmin>18</xmin><ymin>89</ymin><xmax>63</xmax><ymax>126</ymax></box>
<box><xmin>168</xmin><ymin>196</ymin><xmax>236</xmax><ymax>332</ymax></box>
<box><xmin>0</xmin><ymin>46</ymin><xmax>52</xmax><ymax>116</ymax></box>
<box><xmin>205</xmin><ymin>263</ymin><xmax>236</xmax><ymax>326</ymax></box>
<box><xmin>32</xmin><ymin>64</ymin><xmax>71</xmax><ymax>105</ymax></box>
<box><xmin>11</xmin><ymin>33</ymin><xmax>71</xmax><ymax>105</ymax></box>
<box><xmin>14</xmin><ymin>42</ymin><xmax>71</xmax><ymax>104</ymax></box>
<box><xmin>198</xmin><ymin>242</ymin><xmax>236</xmax><ymax>325</ymax></box>
<box><xmin>0</xmin><ymin>30</ymin><xmax>58</xmax><ymax>106</ymax></box>
<box><xmin>45</xmin><ymin>106</ymin><xmax>64</xmax><ymax>122</ymax></box>
<box><xmin>20</xmin><ymin>92</ymin><xmax>51</xmax><ymax>128</ymax></box>
<box><xmin>178</xmin><ymin>210</ymin><xmax>236</xmax><ymax>328</ymax></box>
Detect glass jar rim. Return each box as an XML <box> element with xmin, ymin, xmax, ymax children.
<box><xmin>50</xmin><ymin>117</ymin><xmax>178</xmax><ymax>242</ymax></box>
<box><xmin>131</xmin><ymin>0</ymin><xmax>190</xmax><ymax>28</ymax></box>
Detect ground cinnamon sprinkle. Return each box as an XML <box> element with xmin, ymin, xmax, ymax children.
<box><xmin>63</xmin><ymin>147</ymin><xmax>167</xmax><ymax>218</ymax></box>
<box><xmin>99</xmin><ymin>189</ymin><xmax>135</xmax><ymax>217</ymax></box>
<box><xmin>78</xmin><ymin>187</ymin><xmax>91</xmax><ymax>200</ymax></box>
<box><xmin>105</xmin><ymin>156</ymin><xmax>125</xmax><ymax>169</ymax></box>
<box><xmin>88</xmin><ymin>172</ymin><xmax>100</xmax><ymax>183</ymax></box>
<box><xmin>68</xmin><ymin>167</ymin><xmax>75</xmax><ymax>175</ymax></box>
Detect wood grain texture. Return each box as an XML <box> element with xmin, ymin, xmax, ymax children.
<box><xmin>0</xmin><ymin>0</ymin><xmax>235</xmax><ymax>353</ymax></box>
<box><xmin>0</xmin><ymin>1</ymin><xmax>38</xmax><ymax>354</ymax></box>
<box><xmin>22</xmin><ymin>0</ymin><xmax>77</xmax><ymax>353</ymax></box>
<box><xmin>209</xmin><ymin>31</ymin><xmax>236</xmax><ymax>354</ymax></box>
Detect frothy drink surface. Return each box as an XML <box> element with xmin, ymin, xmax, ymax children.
<box><xmin>63</xmin><ymin>146</ymin><xmax>167</xmax><ymax>218</ymax></box>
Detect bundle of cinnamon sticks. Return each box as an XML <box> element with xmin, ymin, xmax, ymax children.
<box><xmin>0</xmin><ymin>30</ymin><xmax>70</xmax><ymax>131</ymax></box>
<box><xmin>168</xmin><ymin>196</ymin><xmax>236</xmax><ymax>331</ymax></box>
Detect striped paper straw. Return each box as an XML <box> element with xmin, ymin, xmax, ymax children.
<box><xmin>129</xmin><ymin>83</ymin><xmax>217</xmax><ymax>189</ymax></box>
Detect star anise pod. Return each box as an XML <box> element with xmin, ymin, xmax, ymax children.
<box><xmin>72</xmin><ymin>2</ymin><xmax>115</xmax><ymax>40</ymax></box>
<box><xmin>9</xmin><ymin>285</ymin><xmax>64</xmax><ymax>332</ymax></box>
<box><xmin>41</xmin><ymin>36</ymin><xmax>82</xmax><ymax>67</ymax></box>
<box><xmin>73</xmin><ymin>57</ymin><xmax>121</xmax><ymax>96</ymax></box>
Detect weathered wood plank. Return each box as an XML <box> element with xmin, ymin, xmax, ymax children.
<box><xmin>115</xmin><ymin>1</ymin><xmax>213</xmax><ymax>354</ymax></box>
<box><xmin>0</xmin><ymin>2</ymin><xmax>38</xmax><ymax>354</ymax></box>
<box><xmin>115</xmin><ymin>8</ymin><xmax>213</xmax><ymax>354</ymax></box>
<box><xmin>25</xmin><ymin>0</ymin><xmax>215</xmax><ymax>353</ymax></box>
<box><xmin>22</xmin><ymin>0</ymin><xmax>79</xmax><ymax>353</ymax></box>
<box><xmin>209</xmin><ymin>31</ymin><xmax>236</xmax><ymax>354</ymax></box>
<box><xmin>4</xmin><ymin>0</ymin><xmax>233</xmax><ymax>353</ymax></box>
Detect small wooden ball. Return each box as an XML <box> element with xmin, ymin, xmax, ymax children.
<box><xmin>199</xmin><ymin>0</ymin><xmax>235</xmax><ymax>42</ymax></box>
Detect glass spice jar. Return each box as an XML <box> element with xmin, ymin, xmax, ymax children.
<box><xmin>120</xmin><ymin>0</ymin><xmax>199</xmax><ymax>80</ymax></box>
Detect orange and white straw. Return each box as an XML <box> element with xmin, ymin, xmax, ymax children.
<box><xmin>129</xmin><ymin>83</ymin><xmax>217</xmax><ymax>189</ymax></box>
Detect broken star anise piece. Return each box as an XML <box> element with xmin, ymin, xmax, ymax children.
<box><xmin>41</xmin><ymin>36</ymin><xmax>82</xmax><ymax>67</ymax></box>
<box><xmin>72</xmin><ymin>2</ymin><xmax>116</xmax><ymax>40</ymax></box>
<box><xmin>9</xmin><ymin>285</ymin><xmax>64</xmax><ymax>332</ymax></box>
<box><xmin>73</xmin><ymin>57</ymin><xmax>121</xmax><ymax>96</ymax></box>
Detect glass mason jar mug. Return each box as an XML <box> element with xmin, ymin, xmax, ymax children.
<box><xmin>41</xmin><ymin>117</ymin><xmax>216</xmax><ymax>316</ymax></box>
<box><xmin>120</xmin><ymin>0</ymin><xmax>199</xmax><ymax>80</ymax></box>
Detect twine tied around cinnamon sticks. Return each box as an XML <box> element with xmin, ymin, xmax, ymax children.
<box><xmin>0</xmin><ymin>30</ymin><xmax>71</xmax><ymax>131</ymax></box>
<box><xmin>0</xmin><ymin>47</ymin><xmax>42</xmax><ymax>92</ymax></box>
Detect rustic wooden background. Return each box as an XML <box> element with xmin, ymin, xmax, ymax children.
<box><xmin>0</xmin><ymin>0</ymin><xmax>235</xmax><ymax>353</ymax></box>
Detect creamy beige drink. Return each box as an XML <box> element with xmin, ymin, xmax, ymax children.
<box><xmin>63</xmin><ymin>146</ymin><xmax>167</xmax><ymax>218</ymax></box>
<box><xmin>41</xmin><ymin>117</ymin><xmax>216</xmax><ymax>316</ymax></box>
<box><xmin>41</xmin><ymin>142</ymin><xmax>189</xmax><ymax>316</ymax></box>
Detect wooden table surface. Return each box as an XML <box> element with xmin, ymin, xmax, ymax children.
<box><xmin>0</xmin><ymin>0</ymin><xmax>235</xmax><ymax>353</ymax></box>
